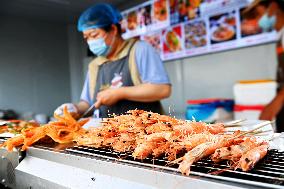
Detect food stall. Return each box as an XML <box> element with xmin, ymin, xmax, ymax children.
<box><xmin>0</xmin><ymin>0</ymin><xmax>284</xmax><ymax>188</ymax></box>
<box><xmin>0</xmin><ymin>110</ymin><xmax>284</xmax><ymax>189</ymax></box>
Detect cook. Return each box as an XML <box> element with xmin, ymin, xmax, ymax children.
<box><xmin>55</xmin><ymin>3</ymin><xmax>171</xmax><ymax>118</ymax></box>
<box><xmin>251</xmin><ymin>0</ymin><xmax>284</xmax><ymax>131</ymax></box>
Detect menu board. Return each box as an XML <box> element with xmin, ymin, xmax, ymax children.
<box><xmin>122</xmin><ymin>0</ymin><xmax>278</xmax><ymax>61</ymax></box>
<box><xmin>121</xmin><ymin>0</ymin><xmax>170</xmax><ymax>39</ymax></box>
<box><xmin>140</xmin><ymin>31</ymin><xmax>162</xmax><ymax>53</ymax></box>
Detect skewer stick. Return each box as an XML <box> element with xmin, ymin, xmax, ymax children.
<box><xmin>229</xmin><ymin>129</ymin><xmax>272</xmax><ymax>133</ymax></box>
<box><xmin>247</xmin><ymin>130</ymin><xmax>273</xmax><ymax>135</ymax></box>
<box><xmin>224</xmin><ymin>119</ymin><xmax>246</xmax><ymax>127</ymax></box>
<box><xmin>224</xmin><ymin>124</ymin><xmax>243</xmax><ymax>128</ymax></box>
<box><xmin>226</xmin><ymin>119</ymin><xmax>247</xmax><ymax>125</ymax></box>
<box><xmin>268</xmin><ymin>133</ymin><xmax>284</xmax><ymax>141</ymax></box>
<box><xmin>232</xmin><ymin>121</ymin><xmax>271</xmax><ymax>139</ymax></box>
<box><xmin>225</xmin><ymin>130</ymin><xmax>272</xmax><ymax>135</ymax></box>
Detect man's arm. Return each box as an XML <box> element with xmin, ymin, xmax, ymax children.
<box><xmin>94</xmin><ymin>83</ymin><xmax>171</xmax><ymax>108</ymax></box>
<box><xmin>259</xmin><ymin>88</ymin><xmax>284</xmax><ymax>120</ymax></box>
<box><xmin>119</xmin><ymin>83</ymin><xmax>171</xmax><ymax>102</ymax></box>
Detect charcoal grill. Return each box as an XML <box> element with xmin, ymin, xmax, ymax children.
<box><xmin>66</xmin><ymin>146</ymin><xmax>284</xmax><ymax>188</ymax></box>
<box><xmin>13</xmin><ymin>142</ymin><xmax>284</xmax><ymax>189</ymax></box>
<box><xmin>1</xmin><ymin>119</ymin><xmax>283</xmax><ymax>189</ymax></box>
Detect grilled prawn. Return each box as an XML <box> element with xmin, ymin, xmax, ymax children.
<box><xmin>211</xmin><ymin>138</ymin><xmax>260</xmax><ymax>163</ymax></box>
<box><xmin>237</xmin><ymin>144</ymin><xmax>269</xmax><ymax>172</ymax></box>
<box><xmin>165</xmin><ymin>132</ymin><xmax>214</xmax><ymax>161</ymax></box>
<box><xmin>172</xmin><ymin>122</ymin><xmax>225</xmax><ymax>137</ymax></box>
<box><xmin>132</xmin><ymin>132</ymin><xmax>172</xmax><ymax>159</ymax></box>
<box><xmin>176</xmin><ymin>132</ymin><xmax>243</xmax><ymax>176</ymax></box>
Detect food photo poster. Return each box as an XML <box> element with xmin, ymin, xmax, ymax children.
<box><xmin>121</xmin><ymin>0</ymin><xmax>278</xmax><ymax>61</ymax></box>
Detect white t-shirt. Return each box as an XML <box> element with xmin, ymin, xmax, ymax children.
<box><xmin>278</xmin><ymin>27</ymin><xmax>284</xmax><ymax>49</ymax></box>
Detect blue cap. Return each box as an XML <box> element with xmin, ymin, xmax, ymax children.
<box><xmin>77</xmin><ymin>3</ymin><xmax>122</xmax><ymax>32</ymax></box>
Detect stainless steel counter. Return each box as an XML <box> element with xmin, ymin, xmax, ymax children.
<box><xmin>0</xmin><ymin>138</ymin><xmax>23</xmax><ymax>189</ymax></box>
<box><xmin>14</xmin><ymin>142</ymin><xmax>283</xmax><ymax>189</ymax></box>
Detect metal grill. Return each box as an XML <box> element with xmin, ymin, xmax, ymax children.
<box><xmin>65</xmin><ymin>146</ymin><xmax>284</xmax><ymax>189</ymax></box>
<box><xmin>0</xmin><ymin>137</ymin><xmax>10</xmax><ymax>143</ymax></box>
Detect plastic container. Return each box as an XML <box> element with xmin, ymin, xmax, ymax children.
<box><xmin>234</xmin><ymin>80</ymin><xmax>277</xmax><ymax>105</ymax></box>
<box><xmin>186</xmin><ymin>99</ymin><xmax>234</xmax><ymax>122</ymax></box>
<box><xmin>234</xmin><ymin>104</ymin><xmax>265</xmax><ymax>120</ymax></box>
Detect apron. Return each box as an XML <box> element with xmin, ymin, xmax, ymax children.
<box><xmin>276</xmin><ymin>27</ymin><xmax>284</xmax><ymax>132</ymax></box>
<box><xmin>93</xmin><ymin>40</ymin><xmax>163</xmax><ymax>118</ymax></box>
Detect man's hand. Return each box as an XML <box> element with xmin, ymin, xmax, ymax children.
<box><xmin>260</xmin><ymin>97</ymin><xmax>284</xmax><ymax>120</ymax></box>
<box><xmin>94</xmin><ymin>88</ymin><xmax>124</xmax><ymax>108</ymax></box>
<box><xmin>93</xmin><ymin>83</ymin><xmax>171</xmax><ymax>109</ymax></box>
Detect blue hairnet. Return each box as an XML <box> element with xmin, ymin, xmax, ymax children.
<box><xmin>77</xmin><ymin>3</ymin><xmax>122</xmax><ymax>32</ymax></box>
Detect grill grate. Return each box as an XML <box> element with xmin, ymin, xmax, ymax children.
<box><xmin>65</xmin><ymin>146</ymin><xmax>284</xmax><ymax>188</ymax></box>
<box><xmin>0</xmin><ymin>137</ymin><xmax>10</xmax><ymax>142</ymax></box>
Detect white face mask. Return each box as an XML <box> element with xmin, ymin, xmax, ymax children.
<box><xmin>258</xmin><ymin>13</ymin><xmax>276</xmax><ymax>32</ymax></box>
<box><xmin>87</xmin><ymin>37</ymin><xmax>110</xmax><ymax>56</ymax></box>
<box><xmin>87</xmin><ymin>31</ymin><xmax>116</xmax><ymax>57</ymax></box>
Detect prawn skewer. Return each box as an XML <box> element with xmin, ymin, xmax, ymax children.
<box><xmin>172</xmin><ymin>122</ymin><xmax>225</xmax><ymax>137</ymax></box>
<box><xmin>172</xmin><ymin>122</ymin><xmax>270</xmax><ymax>175</ymax></box>
<box><xmin>211</xmin><ymin>138</ymin><xmax>260</xmax><ymax>163</ymax></box>
<box><xmin>175</xmin><ymin>133</ymin><xmax>243</xmax><ymax>176</ymax></box>
<box><xmin>132</xmin><ymin>131</ymin><xmax>172</xmax><ymax>159</ymax></box>
<box><xmin>112</xmin><ymin>133</ymin><xmax>137</xmax><ymax>152</ymax></box>
<box><xmin>152</xmin><ymin>142</ymin><xmax>171</xmax><ymax>158</ymax></box>
<box><xmin>236</xmin><ymin>144</ymin><xmax>269</xmax><ymax>171</ymax></box>
<box><xmin>166</xmin><ymin>132</ymin><xmax>220</xmax><ymax>161</ymax></box>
